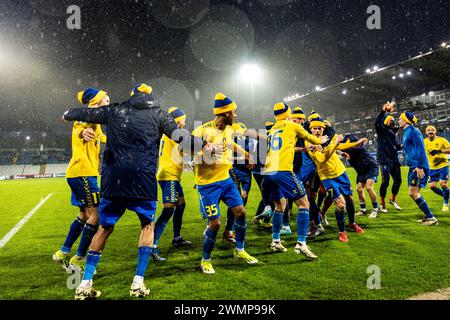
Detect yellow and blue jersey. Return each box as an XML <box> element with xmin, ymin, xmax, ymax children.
<box><xmin>424</xmin><ymin>136</ymin><xmax>450</xmax><ymax>170</ymax></box>
<box><xmin>157</xmin><ymin>134</ymin><xmax>184</xmax><ymax>181</ymax></box>
<box><xmin>306</xmin><ymin>135</ymin><xmax>346</xmax><ymax>180</ymax></box>
<box><xmin>264</xmin><ymin>120</ymin><xmax>322</xmax><ymax>173</ymax></box>
<box><xmin>66</xmin><ymin>122</ymin><xmax>106</xmax><ymax>178</ymax></box>
<box><xmin>192</xmin><ymin>121</ymin><xmax>246</xmax><ymax>186</ymax></box>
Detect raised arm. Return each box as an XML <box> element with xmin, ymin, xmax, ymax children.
<box><xmin>159</xmin><ymin>109</ymin><xmax>180</xmax><ymax>141</ymax></box>
<box><xmin>63</xmin><ymin>105</ymin><xmax>111</xmax><ymax>124</ymax></box>
<box><xmin>294</xmin><ymin>123</ymin><xmax>327</xmax><ymax>145</ymax></box>
<box><xmin>337</xmin><ymin>138</ymin><xmax>367</xmax><ymax>150</ymax></box>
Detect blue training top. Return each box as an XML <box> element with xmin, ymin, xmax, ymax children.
<box><xmin>401</xmin><ymin>125</ymin><xmax>429</xmax><ymax>170</ymax></box>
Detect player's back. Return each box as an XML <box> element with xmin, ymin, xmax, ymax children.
<box><xmin>64</xmin><ymin>93</ymin><xmax>180</xmax><ymax>201</ymax></box>
<box><xmin>157</xmin><ymin>134</ymin><xmax>183</xmax><ymax>181</ymax></box>
<box><xmin>265</xmin><ymin>120</ymin><xmax>299</xmax><ymax>173</ymax></box>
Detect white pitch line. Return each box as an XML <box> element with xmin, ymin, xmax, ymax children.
<box><xmin>0</xmin><ymin>193</ymin><xmax>53</xmax><ymax>249</ymax></box>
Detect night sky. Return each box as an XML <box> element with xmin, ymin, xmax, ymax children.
<box><xmin>0</xmin><ymin>0</ymin><xmax>448</xmax><ymax>133</ymax></box>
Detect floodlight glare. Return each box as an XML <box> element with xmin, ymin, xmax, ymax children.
<box><xmin>239</xmin><ymin>64</ymin><xmax>263</xmax><ymax>85</ymax></box>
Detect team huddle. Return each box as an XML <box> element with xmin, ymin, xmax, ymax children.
<box><xmin>53</xmin><ymin>84</ymin><xmax>450</xmax><ymax>300</ymax></box>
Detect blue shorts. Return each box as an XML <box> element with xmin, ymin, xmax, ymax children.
<box><xmin>299</xmin><ymin>164</ymin><xmax>316</xmax><ymax>186</ymax></box>
<box><xmin>197</xmin><ymin>177</ymin><xmax>243</xmax><ymax>220</ymax></box>
<box><xmin>322</xmin><ymin>173</ymin><xmax>353</xmax><ymax>200</ymax></box>
<box><xmin>264</xmin><ymin>171</ymin><xmax>307</xmax><ymax>201</ymax></box>
<box><xmin>356</xmin><ymin>166</ymin><xmax>379</xmax><ymax>184</ymax></box>
<box><xmin>98</xmin><ymin>198</ymin><xmax>157</xmax><ymax>228</ymax></box>
<box><xmin>408</xmin><ymin>167</ymin><xmax>429</xmax><ymax>189</ymax></box>
<box><xmin>67</xmin><ymin>177</ymin><xmax>100</xmax><ymax>208</ymax></box>
<box><xmin>429</xmin><ymin>167</ymin><xmax>449</xmax><ymax>183</ymax></box>
<box><xmin>230</xmin><ymin>167</ymin><xmax>252</xmax><ymax>193</ymax></box>
<box><xmin>159</xmin><ymin>180</ymin><xmax>184</xmax><ymax>204</ymax></box>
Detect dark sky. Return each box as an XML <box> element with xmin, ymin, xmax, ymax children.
<box><xmin>0</xmin><ymin>0</ymin><xmax>448</xmax><ymax>132</ymax></box>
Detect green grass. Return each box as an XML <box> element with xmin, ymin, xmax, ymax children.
<box><xmin>1</xmin><ymin>168</ymin><xmax>450</xmax><ymax>300</ymax></box>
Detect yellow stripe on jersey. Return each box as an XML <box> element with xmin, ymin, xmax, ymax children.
<box><xmin>192</xmin><ymin>121</ymin><xmax>246</xmax><ymax>185</ymax></box>
<box><xmin>157</xmin><ymin>134</ymin><xmax>184</xmax><ymax>181</ymax></box>
<box><xmin>306</xmin><ymin>135</ymin><xmax>346</xmax><ymax>180</ymax></box>
<box><xmin>264</xmin><ymin>120</ymin><xmax>322</xmax><ymax>173</ymax></box>
<box><xmin>424</xmin><ymin>136</ymin><xmax>450</xmax><ymax>169</ymax></box>
<box><xmin>66</xmin><ymin>122</ymin><xmax>106</xmax><ymax>178</ymax></box>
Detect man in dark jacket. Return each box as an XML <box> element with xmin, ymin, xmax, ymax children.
<box><xmin>63</xmin><ymin>83</ymin><xmax>181</xmax><ymax>300</ymax></box>
<box><xmin>375</xmin><ymin>102</ymin><xmax>402</xmax><ymax>213</ymax></box>
<box><xmin>344</xmin><ymin>134</ymin><xmax>380</xmax><ymax>219</ymax></box>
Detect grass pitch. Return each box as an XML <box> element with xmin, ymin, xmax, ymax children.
<box><xmin>1</xmin><ymin>168</ymin><xmax>450</xmax><ymax>300</ymax></box>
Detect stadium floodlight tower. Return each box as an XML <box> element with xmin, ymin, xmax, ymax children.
<box><xmin>240</xmin><ymin>63</ymin><xmax>263</xmax><ymax>128</ymax></box>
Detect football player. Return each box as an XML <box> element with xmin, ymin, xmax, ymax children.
<box><xmin>424</xmin><ymin>126</ymin><xmax>450</xmax><ymax>211</ymax></box>
<box><xmin>399</xmin><ymin>112</ymin><xmax>437</xmax><ymax>225</ymax></box>
<box><xmin>53</xmin><ymin>88</ymin><xmax>108</xmax><ymax>273</ymax></box>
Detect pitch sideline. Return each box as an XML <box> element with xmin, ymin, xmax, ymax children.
<box><xmin>408</xmin><ymin>288</ymin><xmax>450</xmax><ymax>300</ymax></box>
<box><xmin>0</xmin><ymin>193</ymin><xmax>53</xmax><ymax>249</ymax></box>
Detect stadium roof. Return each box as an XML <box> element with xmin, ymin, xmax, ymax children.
<box><xmin>285</xmin><ymin>46</ymin><xmax>450</xmax><ymax>113</ymax></box>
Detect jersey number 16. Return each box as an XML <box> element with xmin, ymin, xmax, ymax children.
<box><xmin>268</xmin><ymin>130</ymin><xmax>283</xmax><ymax>151</ymax></box>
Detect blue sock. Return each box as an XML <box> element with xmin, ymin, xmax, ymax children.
<box><xmin>202</xmin><ymin>227</ymin><xmax>218</xmax><ymax>260</ymax></box>
<box><xmin>297</xmin><ymin>208</ymin><xmax>310</xmax><ymax>244</ymax></box>
<box><xmin>282</xmin><ymin>207</ymin><xmax>290</xmax><ymax>227</ymax></box>
<box><xmin>83</xmin><ymin>251</ymin><xmax>101</xmax><ymax>281</ymax></box>
<box><xmin>225</xmin><ymin>208</ymin><xmax>235</xmax><ymax>232</ymax></box>
<box><xmin>431</xmin><ymin>187</ymin><xmax>443</xmax><ymax>197</ymax></box>
<box><xmin>372</xmin><ymin>202</ymin><xmax>378</xmax><ymax>209</ymax></box>
<box><xmin>335</xmin><ymin>209</ymin><xmax>346</xmax><ymax>232</ymax></box>
<box><xmin>61</xmin><ymin>217</ymin><xmax>86</xmax><ymax>253</ymax></box>
<box><xmin>345</xmin><ymin>197</ymin><xmax>356</xmax><ymax>225</ymax></box>
<box><xmin>233</xmin><ymin>216</ymin><xmax>247</xmax><ymax>250</ymax></box>
<box><xmin>272</xmin><ymin>210</ymin><xmax>283</xmax><ymax>241</ymax></box>
<box><xmin>153</xmin><ymin>207</ymin><xmax>175</xmax><ymax>246</ymax></box>
<box><xmin>415</xmin><ymin>196</ymin><xmax>434</xmax><ymax>219</ymax></box>
<box><xmin>360</xmin><ymin>203</ymin><xmax>366</xmax><ymax>211</ymax></box>
<box><xmin>173</xmin><ymin>203</ymin><xmax>185</xmax><ymax>239</ymax></box>
<box><xmin>76</xmin><ymin>223</ymin><xmax>98</xmax><ymax>258</ymax></box>
<box><xmin>136</xmin><ymin>246</ymin><xmax>152</xmax><ymax>277</ymax></box>
<box><xmin>442</xmin><ymin>187</ymin><xmax>449</xmax><ymax>205</ymax></box>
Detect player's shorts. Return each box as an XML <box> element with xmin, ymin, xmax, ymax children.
<box><xmin>299</xmin><ymin>164</ymin><xmax>317</xmax><ymax>186</ymax></box>
<box><xmin>197</xmin><ymin>177</ymin><xmax>243</xmax><ymax>220</ymax></box>
<box><xmin>67</xmin><ymin>176</ymin><xmax>100</xmax><ymax>208</ymax></box>
<box><xmin>321</xmin><ymin>173</ymin><xmax>353</xmax><ymax>200</ymax></box>
<box><xmin>408</xmin><ymin>167</ymin><xmax>429</xmax><ymax>189</ymax></box>
<box><xmin>356</xmin><ymin>166</ymin><xmax>379</xmax><ymax>184</ymax></box>
<box><xmin>98</xmin><ymin>198</ymin><xmax>157</xmax><ymax>228</ymax></box>
<box><xmin>159</xmin><ymin>180</ymin><xmax>184</xmax><ymax>204</ymax></box>
<box><xmin>428</xmin><ymin>167</ymin><xmax>449</xmax><ymax>183</ymax></box>
<box><xmin>263</xmin><ymin>171</ymin><xmax>307</xmax><ymax>202</ymax></box>
<box><xmin>230</xmin><ymin>167</ymin><xmax>252</xmax><ymax>193</ymax></box>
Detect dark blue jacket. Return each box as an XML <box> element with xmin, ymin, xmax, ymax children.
<box><xmin>344</xmin><ymin>135</ymin><xmax>378</xmax><ymax>175</ymax></box>
<box><xmin>63</xmin><ymin>93</ymin><xmax>179</xmax><ymax>201</ymax></box>
<box><xmin>375</xmin><ymin>111</ymin><xmax>401</xmax><ymax>165</ymax></box>
<box><xmin>402</xmin><ymin>125</ymin><xmax>429</xmax><ymax>169</ymax></box>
